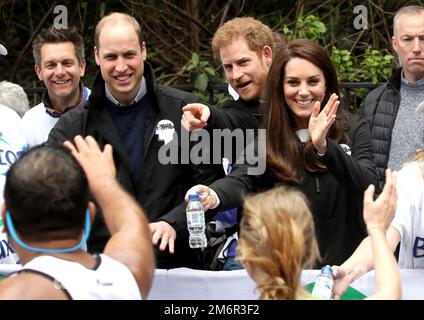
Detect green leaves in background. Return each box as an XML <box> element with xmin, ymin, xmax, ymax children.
<box><xmin>283</xmin><ymin>15</ymin><xmax>327</xmax><ymax>41</ymax></box>
<box><xmin>188</xmin><ymin>53</ymin><xmax>228</xmax><ymax>106</ymax></box>
<box><xmin>284</xmin><ymin>14</ymin><xmax>395</xmax><ymax>101</ymax></box>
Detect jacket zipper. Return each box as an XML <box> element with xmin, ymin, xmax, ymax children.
<box><xmin>315</xmin><ymin>175</ymin><xmax>321</xmax><ymax>193</ymax></box>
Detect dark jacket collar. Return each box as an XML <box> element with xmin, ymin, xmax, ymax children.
<box><xmin>238</xmin><ymin>98</ymin><xmax>261</xmax><ymax>114</ymax></box>
<box><xmin>240</xmin><ymin>98</ymin><xmax>262</xmax><ymax>122</ymax></box>
<box><xmin>237</xmin><ymin>98</ymin><xmax>262</xmax><ymax>123</ymax></box>
<box><xmin>387</xmin><ymin>68</ymin><xmax>402</xmax><ymax>92</ymax></box>
<box><xmin>42</xmin><ymin>82</ymin><xmax>86</xmax><ymax>118</ymax></box>
<box><xmin>239</xmin><ymin>98</ymin><xmax>261</xmax><ymax>109</ymax></box>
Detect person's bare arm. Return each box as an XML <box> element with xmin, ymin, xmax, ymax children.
<box><xmin>333</xmin><ymin>170</ymin><xmax>401</xmax><ymax>299</ymax></box>
<box><xmin>364</xmin><ymin>170</ymin><xmax>401</xmax><ymax>300</ymax></box>
<box><xmin>64</xmin><ymin>136</ymin><xmax>155</xmax><ymax>299</ymax></box>
<box><xmin>366</xmin><ymin>229</ymin><xmax>401</xmax><ymax>300</ymax></box>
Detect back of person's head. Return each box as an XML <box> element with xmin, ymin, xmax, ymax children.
<box><xmin>4</xmin><ymin>144</ymin><xmax>89</xmax><ymax>242</ymax></box>
<box><xmin>212</xmin><ymin>17</ymin><xmax>273</xmax><ymax>63</ymax></box>
<box><xmin>95</xmin><ymin>12</ymin><xmax>143</xmax><ymax>49</ymax></box>
<box><xmin>32</xmin><ymin>26</ymin><xmax>85</xmax><ymax>65</ymax></box>
<box><xmin>238</xmin><ymin>186</ymin><xmax>320</xmax><ymax>300</ymax></box>
<box><xmin>0</xmin><ymin>81</ymin><xmax>30</xmax><ymax>117</ymax></box>
<box><xmin>393</xmin><ymin>6</ymin><xmax>424</xmax><ymax>35</ymax></box>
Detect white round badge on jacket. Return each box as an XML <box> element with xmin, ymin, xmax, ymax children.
<box><xmin>155</xmin><ymin>119</ymin><xmax>175</xmax><ymax>145</ymax></box>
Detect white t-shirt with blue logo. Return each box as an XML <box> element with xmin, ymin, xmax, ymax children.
<box><xmin>391</xmin><ymin>161</ymin><xmax>424</xmax><ymax>269</ymax></box>
<box><xmin>0</xmin><ymin>104</ymin><xmax>28</xmax><ymax>203</ymax></box>
<box><xmin>0</xmin><ymin>104</ymin><xmax>28</xmax><ymax>264</ymax></box>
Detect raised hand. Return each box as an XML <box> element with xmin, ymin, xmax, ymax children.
<box><xmin>308</xmin><ymin>93</ymin><xmax>340</xmax><ymax>154</ymax></box>
<box><xmin>363</xmin><ymin>169</ymin><xmax>397</xmax><ymax>232</ymax></box>
<box><xmin>63</xmin><ymin>135</ymin><xmax>116</xmax><ymax>191</ymax></box>
<box><xmin>181</xmin><ymin>103</ymin><xmax>211</xmax><ymax>132</ymax></box>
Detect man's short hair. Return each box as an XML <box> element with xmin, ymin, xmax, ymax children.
<box><xmin>0</xmin><ymin>81</ymin><xmax>29</xmax><ymax>117</ymax></box>
<box><xmin>4</xmin><ymin>145</ymin><xmax>89</xmax><ymax>242</ymax></box>
<box><xmin>95</xmin><ymin>12</ymin><xmax>143</xmax><ymax>49</ymax></box>
<box><xmin>32</xmin><ymin>26</ymin><xmax>85</xmax><ymax>65</ymax></box>
<box><xmin>393</xmin><ymin>6</ymin><xmax>424</xmax><ymax>35</ymax></box>
<box><xmin>211</xmin><ymin>17</ymin><xmax>273</xmax><ymax>63</ymax></box>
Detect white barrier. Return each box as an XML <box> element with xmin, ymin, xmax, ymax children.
<box><xmin>149</xmin><ymin>268</ymin><xmax>424</xmax><ymax>300</ymax></box>
<box><xmin>1</xmin><ymin>264</ymin><xmax>423</xmax><ymax>299</ymax></box>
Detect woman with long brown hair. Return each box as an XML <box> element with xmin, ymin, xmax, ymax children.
<box><xmin>186</xmin><ymin>39</ymin><xmax>377</xmax><ymax>266</ymax></box>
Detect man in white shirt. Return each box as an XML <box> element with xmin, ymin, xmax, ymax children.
<box><xmin>22</xmin><ymin>26</ymin><xmax>89</xmax><ymax>147</ymax></box>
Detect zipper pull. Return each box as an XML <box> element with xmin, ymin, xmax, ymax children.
<box><xmin>315</xmin><ymin>176</ymin><xmax>321</xmax><ymax>193</ymax></box>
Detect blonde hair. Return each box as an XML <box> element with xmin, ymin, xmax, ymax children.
<box><xmin>403</xmin><ymin>149</ymin><xmax>424</xmax><ymax>177</ymax></box>
<box><xmin>211</xmin><ymin>17</ymin><xmax>273</xmax><ymax>63</ymax></box>
<box><xmin>238</xmin><ymin>186</ymin><xmax>320</xmax><ymax>300</ymax></box>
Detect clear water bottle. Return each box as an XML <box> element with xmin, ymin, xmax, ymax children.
<box><xmin>311</xmin><ymin>265</ymin><xmax>334</xmax><ymax>300</ymax></box>
<box><xmin>186</xmin><ymin>193</ymin><xmax>207</xmax><ymax>249</ymax></box>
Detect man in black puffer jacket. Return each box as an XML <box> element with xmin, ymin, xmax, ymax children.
<box><xmin>361</xmin><ymin>6</ymin><xmax>424</xmax><ymax>189</ymax></box>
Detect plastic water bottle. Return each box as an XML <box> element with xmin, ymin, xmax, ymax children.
<box><xmin>311</xmin><ymin>265</ymin><xmax>334</xmax><ymax>300</ymax></box>
<box><xmin>186</xmin><ymin>193</ymin><xmax>207</xmax><ymax>249</ymax></box>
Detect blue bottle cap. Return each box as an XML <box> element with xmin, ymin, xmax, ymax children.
<box><xmin>188</xmin><ymin>193</ymin><xmax>200</xmax><ymax>201</ymax></box>
<box><xmin>321</xmin><ymin>265</ymin><xmax>333</xmax><ymax>275</ymax></box>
